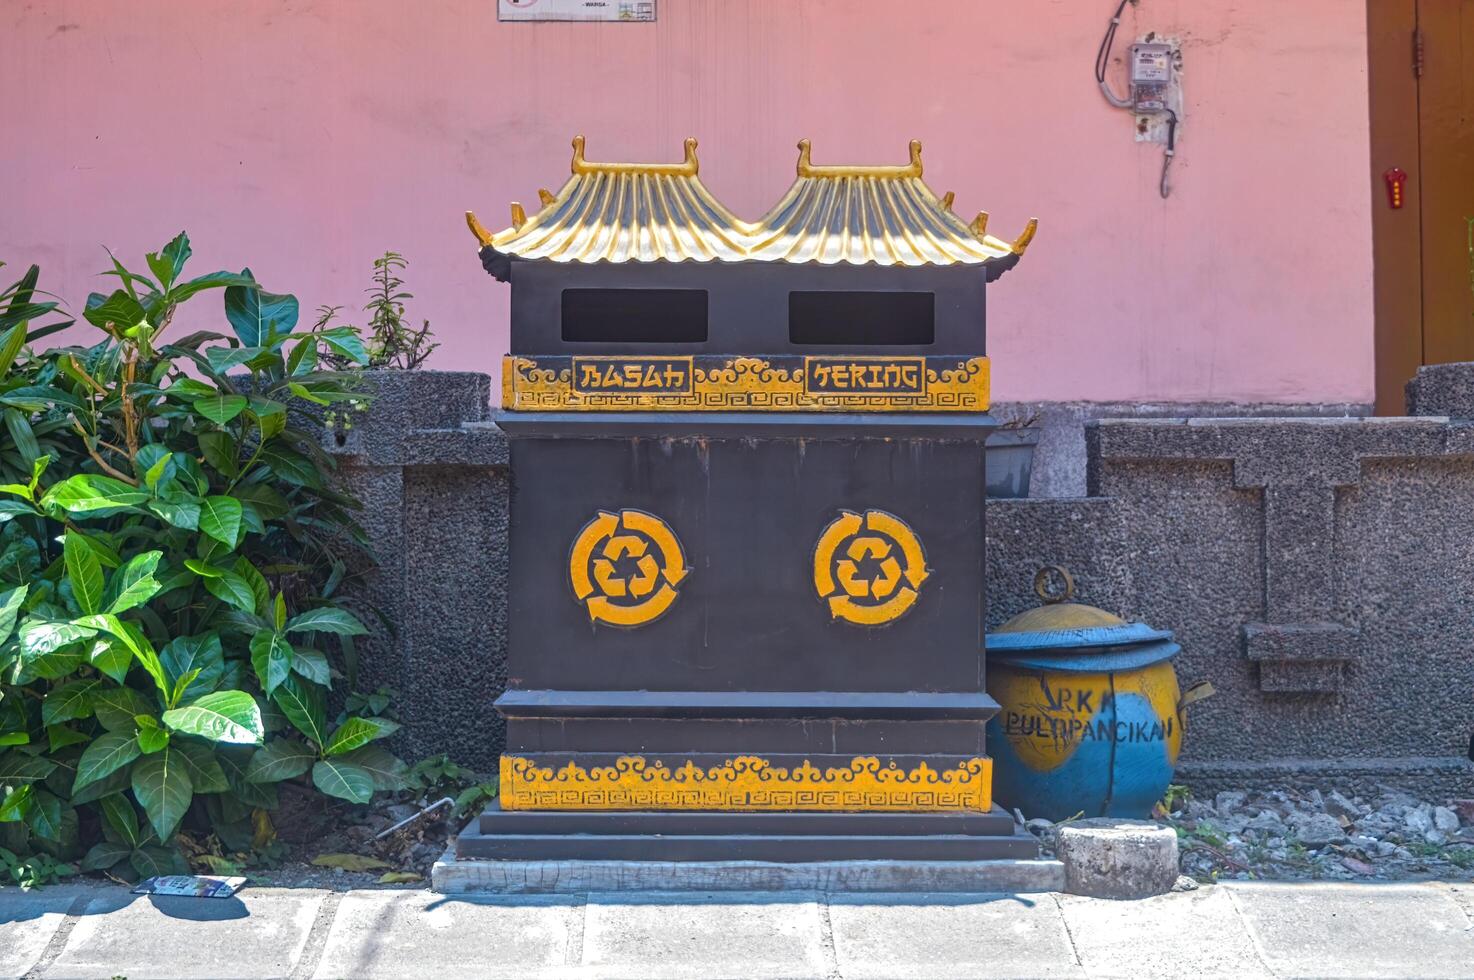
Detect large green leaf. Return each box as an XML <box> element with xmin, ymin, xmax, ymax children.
<box><xmin>82</xmin><ymin>289</ymin><xmax>147</xmax><ymax>332</ymax></box>
<box><xmin>131</xmin><ymin>747</ymin><xmax>193</xmax><ymax>840</ymax></box>
<box><xmin>70</xmin><ymin>764</ymin><xmax>131</xmax><ymax>805</ymax></box>
<box><xmin>0</xmin><ymin>749</ymin><xmax>57</xmax><ymax>783</ymax></box>
<box><xmin>88</xmin><ymin>637</ymin><xmax>132</xmax><ymax>684</ymax></box>
<box><xmin>80</xmin><ymin>839</ymin><xmax>132</xmax><ymax>871</ymax></box>
<box><xmin>272</xmin><ymin>675</ymin><xmax>327</xmax><ymax>748</ymax></box>
<box><xmin>290</xmin><ymin>647</ymin><xmax>331</xmax><ymax>686</ymax></box>
<box><xmin>285</xmin><ymin>607</ymin><xmax>368</xmax><ymax>637</ymax></box>
<box><xmin>224</xmin><ymin>276</ymin><xmax>299</xmax><ymax>346</ymax></box>
<box><xmin>63</xmin><ymin>533</ymin><xmax>105</xmax><ymax>615</ymax></box>
<box><xmin>42</xmin><ymin>475</ymin><xmax>148</xmax><ymax>514</ymax></box>
<box><xmin>99</xmin><ymin>791</ymin><xmax>142</xmax><ymax>847</ymax></box>
<box><xmin>147</xmin><ymin>494</ymin><xmax>201</xmax><ymax>530</ymax></box>
<box><xmin>24</xmin><ymin>788</ymin><xmax>64</xmax><ymax>840</ymax></box>
<box><xmin>233</xmin><ymin>558</ymin><xmax>270</xmax><ymax>615</ymax></box>
<box><xmin>197</xmin><ymin>431</ymin><xmax>238</xmax><ymax>478</ymax></box>
<box><xmin>74</xmin><ymin>614</ymin><xmax>169</xmax><ymax>700</ymax></box>
<box><xmin>169</xmin><ymin>270</ymin><xmax>254</xmax><ymax>304</ymax></box>
<box><xmin>323</xmin><ymin>716</ymin><xmax>400</xmax><ymax>758</ymax></box>
<box><xmin>194</xmin><ymin>394</ymin><xmax>248</xmax><ymax>426</ymax></box>
<box><xmin>136</xmin><ymin>719</ymin><xmax>170</xmax><ymax>754</ymax></box>
<box><xmin>91</xmin><ymin>686</ymin><xmax>154</xmax><ymax>733</ymax></box>
<box><xmin>15</xmin><ymin>645</ymin><xmax>85</xmax><ymax>682</ymax></box>
<box><xmin>340</xmin><ymin>744</ymin><xmax>409</xmax><ymax>792</ymax></box>
<box><xmin>0</xmin><ymin>585</ymin><xmax>28</xmax><ymax>643</ymax></box>
<box><xmin>159</xmin><ymin>633</ymin><xmax>224</xmax><ymax>702</ymax></box>
<box><xmin>204</xmin><ymin>346</ymin><xmax>266</xmax><ymax>375</ymax></box>
<box><xmin>257</xmin><ymin>445</ymin><xmax>322</xmax><ymax>488</ymax></box>
<box><xmin>173</xmin><ymin>740</ymin><xmax>230</xmax><ymax>794</ymax></box>
<box><xmin>46</xmin><ymin>724</ymin><xmax>89</xmax><ymax>752</ymax></box>
<box><xmin>0</xmin><ymin>783</ymin><xmax>33</xmax><ymax>821</ymax></box>
<box><xmin>244</xmin><ymin>738</ymin><xmax>316</xmax><ymax>783</ymax></box>
<box><xmin>161</xmin><ymin>691</ymin><xmax>263</xmax><ymax>745</ymax></box>
<box><xmin>72</xmin><ymin>732</ymin><xmax>142</xmax><ymax>793</ymax></box>
<box><xmin>5</xmin><ymin>408</ymin><xmax>40</xmax><ymax>466</ymax></box>
<box><xmin>146</xmin><ymin>232</ymin><xmax>191</xmax><ymax>291</ymax></box>
<box><xmin>0</xmin><ymin>322</ymin><xmax>27</xmax><ymax>379</ymax></box>
<box><xmin>249</xmin><ymin>631</ymin><xmax>293</xmax><ymax>695</ymax></box>
<box><xmin>0</xmin><ymin>499</ymin><xmax>39</xmax><ymax>523</ymax></box>
<box><xmin>18</xmin><ymin>618</ymin><xmax>97</xmax><ymax>659</ymax></box>
<box><xmin>311</xmin><ymin>758</ymin><xmax>373</xmax><ymax>804</ymax></box>
<box><xmin>199</xmin><ymin>496</ymin><xmax>243</xmax><ymax>548</ymax></box>
<box><xmin>41</xmin><ymin>679</ymin><xmax>100</xmax><ymax>726</ymax></box>
<box><xmin>215</xmin><ymin>745</ymin><xmax>279</xmax><ymax>810</ymax></box>
<box><xmin>103</xmin><ymin>551</ymin><xmax>162</xmax><ymax>614</ymax></box>
<box><xmin>232</xmin><ymin>482</ymin><xmax>288</xmax><ymax>520</ymax></box>
<box><xmin>203</xmin><ymin>569</ymin><xmax>256</xmax><ymax>612</ymax></box>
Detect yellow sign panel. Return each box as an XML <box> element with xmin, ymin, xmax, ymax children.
<box><xmin>813</xmin><ymin>509</ymin><xmax>930</xmax><ymax>627</ymax></box>
<box><xmin>499</xmin><ymin>755</ymin><xmax>993</xmax><ymax>812</ymax></box>
<box><xmin>569</xmin><ymin>509</ymin><xmax>689</xmax><ymax>627</ymax></box>
<box><xmin>502</xmin><ymin>355</ymin><xmax>990</xmax><ymax>412</ymax></box>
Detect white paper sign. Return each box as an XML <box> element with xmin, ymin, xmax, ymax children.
<box><xmin>499</xmin><ymin>0</ymin><xmax>655</xmax><ymax>21</ymax></box>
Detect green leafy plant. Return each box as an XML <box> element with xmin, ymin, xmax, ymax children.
<box><xmin>0</xmin><ymin>236</ymin><xmax>407</xmax><ymax>881</ymax></box>
<box><xmin>408</xmin><ymin>754</ymin><xmax>497</xmax><ymax>817</ymax></box>
<box><xmin>313</xmin><ymin>251</ymin><xmax>437</xmax><ymax>372</ymax></box>
<box><xmin>0</xmin><ymin>844</ymin><xmax>75</xmax><ymax>889</ymax></box>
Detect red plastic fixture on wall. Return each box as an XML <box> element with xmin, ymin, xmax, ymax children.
<box><xmin>1383</xmin><ymin>167</ymin><xmax>1408</xmax><ymax>210</ymax></box>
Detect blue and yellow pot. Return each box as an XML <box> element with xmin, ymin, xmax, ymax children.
<box><xmin>985</xmin><ymin>576</ymin><xmax>1188</xmax><ymax>821</ymax></box>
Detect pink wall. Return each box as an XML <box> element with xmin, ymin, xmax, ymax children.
<box><xmin>2</xmin><ymin>0</ymin><xmax>1372</xmax><ymax>404</ymax></box>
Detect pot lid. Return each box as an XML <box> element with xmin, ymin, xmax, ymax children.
<box><xmin>985</xmin><ymin>566</ymin><xmax>1176</xmax><ymax>654</ymax></box>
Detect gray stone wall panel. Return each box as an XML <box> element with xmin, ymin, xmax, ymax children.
<box><xmin>327</xmin><ymin>372</ymin><xmax>1472</xmax><ymax>793</ymax></box>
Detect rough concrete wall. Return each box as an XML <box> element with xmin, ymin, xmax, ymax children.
<box><xmin>991</xmin><ymin>416</ymin><xmax>1474</xmax><ymax>797</ymax></box>
<box><xmin>333</xmin><ymin>370</ymin><xmax>1474</xmax><ymax>794</ymax></box>
<box><xmin>401</xmin><ymin>465</ymin><xmax>509</xmax><ymax>769</ymax></box>
<box><xmin>991</xmin><ymin>401</ymin><xmax>1372</xmax><ymax>498</ymax></box>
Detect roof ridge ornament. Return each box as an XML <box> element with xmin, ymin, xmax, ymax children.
<box><xmin>795</xmin><ymin>138</ymin><xmax>924</xmax><ymax>179</ymax></box>
<box><xmin>1010</xmin><ymin>218</ymin><xmax>1039</xmax><ymax>255</ymax></box>
<box><xmin>570</xmin><ymin>134</ymin><xmax>701</xmax><ymax>176</ymax></box>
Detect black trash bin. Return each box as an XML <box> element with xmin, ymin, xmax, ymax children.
<box><xmin>461</xmin><ymin>136</ymin><xmax>1040</xmax><ymax>862</ymax></box>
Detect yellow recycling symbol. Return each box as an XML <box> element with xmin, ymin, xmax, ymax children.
<box><xmin>813</xmin><ymin>509</ymin><xmax>930</xmax><ymax>627</ymax></box>
<box><xmin>569</xmin><ymin>509</ymin><xmax>690</xmax><ymax>627</ymax></box>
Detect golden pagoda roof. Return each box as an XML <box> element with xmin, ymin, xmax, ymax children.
<box><xmin>468</xmin><ymin>137</ymin><xmax>1036</xmax><ymax>277</ymax></box>
<box><xmin>746</xmin><ymin>140</ymin><xmax>1032</xmax><ymax>266</ymax></box>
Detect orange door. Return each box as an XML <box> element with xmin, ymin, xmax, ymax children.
<box><xmin>1371</xmin><ymin>0</ymin><xmax>1474</xmax><ymax>413</ymax></box>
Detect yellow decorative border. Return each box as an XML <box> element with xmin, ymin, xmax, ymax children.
<box><xmin>501</xmin><ymin>355</ymin><xmax>990</xmax><ymax>412</ymax></box>
<box><xmin>499</xmin><ymin>755</ymin><xmax>993</xmax><ymax>812</ymax></box>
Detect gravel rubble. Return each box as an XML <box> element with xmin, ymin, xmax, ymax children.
<box><xmin>1027</xmin><ymin>788</ymin><xmax>1474</xmax><ymax>883</ymax></box>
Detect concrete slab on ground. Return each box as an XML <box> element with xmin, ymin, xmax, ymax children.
<box><xmin>827</xmin><ymin>892</ymin><xmax>1082</xmax><ymax>979</ymax></box>
<box><xmin>44</xmin><ymin>888</ymin><xmax>326</xmax><ymax>980</ymax></box>
<box><xmin>8</xmin><ymin>878</ymin><xmax>1474</xmax><ymax>978</ymax></box>
<box><xmin>311</xmin><ymin>891</ymin><xmax>580</xmax><ymax>980</ymax></box>
<box><xmin>580</xmin><ymin>892</ymin><xmax>828</xmax><ymax>980</ymax></box>
<box><xmin>1227</xmin><ymin>882</ymin><xmax>1474</xmax><ymax>979</ymax></box>
<box><xmin>1059</xmin><ymin>885</ymin><xmax>1272</xmax><ymax>979</ymax></box>
<box><xmin>433</xmin><ymin>846</ymin><xmax>1064</xmax><ymax>894</ymax></box>
<box><xmin>0</xmin><ymin>890</ymin><xmax>73</xmax><ymax>980</ymax></box>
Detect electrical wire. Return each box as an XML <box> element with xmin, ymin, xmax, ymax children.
<box><xmin>1096</xmin><ymin>0</ymin><xmax>1134</xmax><ymax>108</ymax></box>
<box><xmin>1097</xmin><ymin>0</ymin><xmax>1178</xmax><ymax>198</ymax></box>
<box><xmin>1160</xmin><ymin>108</ymin><xmax>1177</xmax><ymax>199</ymax></box>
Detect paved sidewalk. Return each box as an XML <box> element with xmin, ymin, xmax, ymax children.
<box><xmin>3</xmin><ymin>879</ymin><xmax>1472</xmax><ymax>979</ymax></box>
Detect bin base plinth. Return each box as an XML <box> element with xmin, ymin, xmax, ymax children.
<box><xmin>455</xmin><ymin>801</ymin><xmax>1038</xmax><ymax>863</ymax></box>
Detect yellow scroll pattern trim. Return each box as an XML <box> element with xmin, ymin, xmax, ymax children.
<box><xmin>499</xmin><ymin>755</ymin><xmax>993</xmax><ymax>812</ymax></box>
<box><xmin>501</xmin><ymin>355</ymin><xmax>990</xmax><ymax>412</ymax></box>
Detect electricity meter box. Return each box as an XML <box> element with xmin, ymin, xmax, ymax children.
<box><xmin>460</xmin><ymin>136</ymin><xmax>1040</xmax><ymax>862</ymax></box>
<box><xmin>1129</xmin><ymin>42</ymin><xmax>1174</xmax><ymax>110</ymax></box>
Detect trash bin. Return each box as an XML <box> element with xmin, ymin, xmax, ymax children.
<box><xmin>460</xmin><ymin>136</ymin><xmax>1040</xmax><ymax>861</ymax></box>
<box><xmin>985</xmin><ymin>567</ymin><xmax>1192</xmax><ymax>821</ymax></box>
